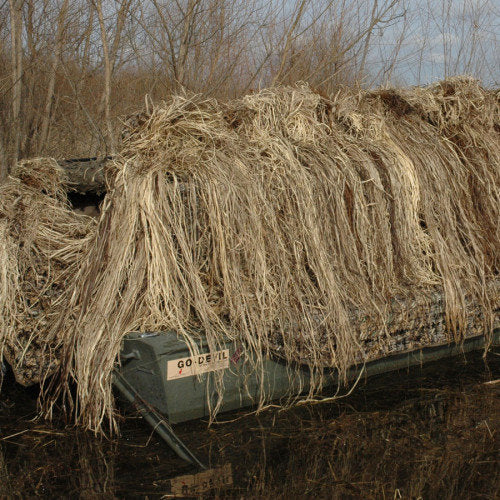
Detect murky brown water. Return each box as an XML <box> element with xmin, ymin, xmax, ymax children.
<box><xmin>1</xmin><ymin>348</ymin><xmax>499</xmax><ymax>499</ymax></box>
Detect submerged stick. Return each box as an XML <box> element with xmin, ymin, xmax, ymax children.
<box><xmin>112</xmin><ymin>370</ymin><xmax>206</xmax><ymax>469</ymax></box>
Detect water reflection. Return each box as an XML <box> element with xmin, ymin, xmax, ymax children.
<box><xmin>209</xmin><ymin>388</ymin><xmax>498</xmax><ymax>498</ymax></box>
<box><xmin>0</xmin><ymin>444</ymin><xmax>13</xmax><ymax>498</ymax></box>
<box><xmin>0</xmin><ymin>430</ymin><xmax>116</xmax><ymax>498</ymax></box>
<box><xmin>169</xmin><ymin>464</ymin><xmax>233</xmax><ymax>497</ymax></box>
<box><xmin>0</xmin><ymin>350</ymin><xmax>498</xmax><ymax>498</ymax></box>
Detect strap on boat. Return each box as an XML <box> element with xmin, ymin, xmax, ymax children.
<box><xmin>112</xmin><ymin>369</ymin><xmax>206</xmax><ymax>469</ymax></box>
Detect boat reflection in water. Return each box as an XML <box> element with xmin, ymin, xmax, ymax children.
<box><xmin>0</xmin><ymin>349</ymin><xmax>498</xmax><ymax>498</ymax></box>
<box><xmin>169</xmin><ymin>463</ymin><xmax>233</xmax><ymax>497</ymax></box>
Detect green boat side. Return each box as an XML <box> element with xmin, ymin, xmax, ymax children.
<box><xmin>118</xmin><ymin>328</ymin><xmax>500</xmax><ymax>424</ymax></box>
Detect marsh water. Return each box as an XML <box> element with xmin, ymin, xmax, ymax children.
<box><xmin>1</xmin><ymin>348</ymin><xmax>499</xmax><ymax>499</ymax></box>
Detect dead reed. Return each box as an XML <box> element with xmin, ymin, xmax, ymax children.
<box><xmin>0</xmin><ymin>158</ymin><xmax>96</xmax><ymax>386</ymax></box>
<box><xmin>1</xmin><ymin>78</ymin><xmax>498</xmax><ymax>432</ymax></box>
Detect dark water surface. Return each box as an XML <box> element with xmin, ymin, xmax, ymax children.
<box><xmin>1</xmin><ymin>348</ymin><xmax>499</xmax><ymax>499</ymax></box>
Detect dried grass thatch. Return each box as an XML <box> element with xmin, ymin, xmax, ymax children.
<box><xmin>1</xmin><ymin>78</ymin><xmax>498</xmax><ymax>432</ymax></box>
<box><xmin>0</xmin><ymin>158</ymin><xmax>96</xmax><ymax>386</ymax></box>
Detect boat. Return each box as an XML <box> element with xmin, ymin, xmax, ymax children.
<box><xmin>114</xmin><ymin>327</ymin><xmax>500</xmax><ymax>466</ymax></box>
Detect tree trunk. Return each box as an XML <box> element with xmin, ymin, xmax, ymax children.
<box><xmin>39</xmin><ymin>0</ymin><xmax>69</xmax><ymax>153</ymax></box>
<box><xmin>9</xmin><ymin>0</ymin><xmax>24</xmax><ymax>168</ymax></box>
<box><xmin>94</xmin><ymin>0</ymin><xmax>115</xmax><ymax>154</ymax></box>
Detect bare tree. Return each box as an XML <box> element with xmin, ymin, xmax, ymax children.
<box><xmin>92</xmin><ymin>0</ymin><xmax>134</xmax><ymax>153</ymax></box>
<box><xmin>39</xmin><ymin>0</ymin><xmax>69</xmax><ymax>153</ymax></box>
<box><xmin>8</xmin><ymin>0</ymin><xmax>23</xmax><ymax>167</ymax></box>
<box><xmin>0</xmin><ymin>0</ymin><xmax>497</xmax><ymax>174</ymax></box>
<box><xmin>271</xmin><ymin>0</ymin><xmax>308</xmax><ymax>86</ymax></box>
